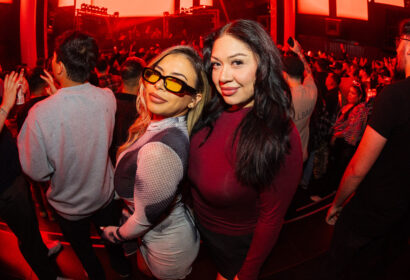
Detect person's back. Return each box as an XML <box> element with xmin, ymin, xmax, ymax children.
<box><xmin>18</xmin><ymin>33</ymin><xmax>116</xmax><ymax>219</ymax></box>
<box><xmin>21</xmin><ymin>83</ymin><xmax>115</xmax><ymax>217</ymax></box>
<box><xmin>18</xmin><ymin>31</ymin><xmax>129</xmax><ymax>279</ymax></box>
<box><xmin>344</xmin><ymin>77</ymin><xmax>410</xmax><ymax>236</ymax></box>
<box><xmin>283</xmin><ymin>47</ymin><xmax>317</xmax><ymax>161</ymax></box>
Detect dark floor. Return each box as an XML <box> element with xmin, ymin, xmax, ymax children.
<box><xmin>0</xmin><ymin>186</ymin><xmax>408</xmax><ymax>280</ymax></box>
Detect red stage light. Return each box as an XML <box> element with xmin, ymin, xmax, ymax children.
<box><xmin>337</xmin><ymin>0</ymin><xmax>368</xmax><ymax>21</ymax></box>
<box><xmin>297</xmin><ymin>0</ymin><xmax>329</xmax><ymax>16</ymax></box>
<box><xmin>374</xmin><ymin>0</ymin><xmax>405</xmax><ymax>7</ymax></box>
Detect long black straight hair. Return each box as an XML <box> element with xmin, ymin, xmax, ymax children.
<box><xmin>192</xmin><ymin>19</ymin><xmax>294</xmax><ymax>191</ymax></box>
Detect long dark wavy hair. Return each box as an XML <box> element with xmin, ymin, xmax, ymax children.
<box><xmin>192</xmin><ymin>19</ymin><xmax>293</xmax><ymax>191</ymax></box>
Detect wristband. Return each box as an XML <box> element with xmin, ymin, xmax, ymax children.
<box><xmin>116</xmin><ymin>227</ymin><xmax>126</xmax><ymax>241</ymax></box>
<box><xmin>0</xmin><ymin>107</ymin><xmax>8</xmax><ymax>117</ymax></box>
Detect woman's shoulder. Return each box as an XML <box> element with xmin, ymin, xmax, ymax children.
<box><xmin>151</xmin><ymin>126</ymin><xmax>189</xmax><ymax>146</ymax></box>
<box><xmin>147</xmin><ymin>126</ymin><xmax>190</xmax><ymax>162</ymax></box>
<box><xmin>352</xmin><ymin>103</ymin><xmax>367</xmax><ymax>114</ymax></box>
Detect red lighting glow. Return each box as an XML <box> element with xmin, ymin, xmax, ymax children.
<box><xmin>374</xmin><ymin>0</ymin><xmax>405</xmax><ymax>7</ymax></box>
<box><xmin>336</xmin><ymin>0</ymin><xmax>368</xmax><ymax>20</ymax></box>
<box><xmin>66</xmin><ymin>0</ymin><xmax>175</xmax><ymax>17</ymax></box>
<box><xmin>58</xmin><ymin>0</ymin><xmax>74</xmax><ymax>7</ymax></box>
<box><xmin>297</xmin><ymin>0</ymin><xmax>329</xmax><ymax>16</ymax></box>
<box><xmin>0</xmin><ymin>0</ymin><xmax>13</xmax><ymax>3</ymax></box>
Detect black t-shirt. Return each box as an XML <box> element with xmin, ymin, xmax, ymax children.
<box><xmin>0</xmin><ymin>125</ymin><xmax>21</xmax><ymax>193</ymax></box>
<box><xmin>324</xmin><ymin>87</ymin><xmax>340</xmax><ymax>122</ymax></box>
<box><xmin>109</xmin><ymin>92</ymin><xmax>138</xmax><ymax>164</ymax></box>
<box><xmin>343</xmin><ymin>77</ymin><xmax>410</xmax><ymax>237</ymax></box>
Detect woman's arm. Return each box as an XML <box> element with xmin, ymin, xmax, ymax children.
<box><xmin>103</xmin><ymin>141</ymin><xmax>184</xmax><ymax>242</ymax></box>
<box><xmin>343</xmin><ymin>104</ymin><xmax>368</xmax><ymax>146</ymax></box>
<box><xmin>0</xmin><ymin>71</ymin><xmax>22</xmax><ymax>132</ymax></box>
<box><xmin>237</xmin><ymin>128</ymin><xmax>302</xmax><ymax>280</ymax></box>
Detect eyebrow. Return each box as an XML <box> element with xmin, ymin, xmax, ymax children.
<box><xmin>155</xmin><ymin>65</ymin><xmax>188</xmax><ymax>82</ymax></box>
<box><xmin>228</xmin><ymin>53</ymin><xmax>247</xmax><ymax>59</ymax></box>
<box><xmin>211</xmin><ymin>53</ymin><xmax>248</xmax><ymax>61</ymax></box>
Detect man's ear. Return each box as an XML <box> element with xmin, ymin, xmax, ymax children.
<box><xmin>55</xmin><ymin>60</ymin><xmax>64</xmax><ymax>77</ymax></box>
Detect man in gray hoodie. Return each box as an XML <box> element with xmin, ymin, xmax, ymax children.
<box><xmin>18</xmin><ymin>31</ymin><xmax>129</xmax><ymax>279</ymax></box>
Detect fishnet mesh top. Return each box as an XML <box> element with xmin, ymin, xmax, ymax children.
<box><xmin>114</xmin><ymin>116</ymin><xmax>189</xmax><ymax>239</ymax></box>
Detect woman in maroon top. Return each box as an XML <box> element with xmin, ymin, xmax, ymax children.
<box><xmin>188</xmin><ymin>20</ymin><xmax>303</xmax><ymax>280</ymax></box>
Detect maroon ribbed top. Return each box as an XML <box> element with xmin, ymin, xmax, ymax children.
<box><xmin>189</xmin><ymin>108</ymin><xmax>303</xmax><ymax>280</ymax></box>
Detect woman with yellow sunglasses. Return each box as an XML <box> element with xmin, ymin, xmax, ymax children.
<box><xmin>102</xmin><ymin>45</ymin><xmax>211</xmax><ymax>279</ymax></box>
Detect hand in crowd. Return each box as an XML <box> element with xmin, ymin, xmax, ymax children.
<box><xmin>40</xmin><ymin>69</ymin><xmax>58</xmax><ymax>95</ymax></box>
<box><xmin>359</xmin><ymin>57</ymin><xmax>367</xmax><ymax>67</ymax></box>
<box><xmin>325</xmin><ymin>204</ymin><xmax>343</xmax><ymax>225</ymax></box>
<box><xmin>289</xmin><ymin>38</ymin><xmax>302</xmax><ymax>55</ymax></box>
<box><xmin>100</xmin><ymin>226</ymin><xmax>121</xmax><ymax>244</ymax></box>
<box><xmin>1</xmin><ymin>70</ymin><xmax>24</xmax><ymax>112</ymax></box>
<box><xmin>384</xmin><ymin>57</ymin><xmax>396</xmax><ymax>76</ymax></box>
<box><xmin>339</xmin><ymin>43</ymin><xmax>345</xmax><ymax>53</ymax></box>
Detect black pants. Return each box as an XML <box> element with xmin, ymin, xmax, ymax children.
<box><xmin>0</xmin><ymin>174</ymin><xmax>58</xmax><ymax>280</ymax></box>
<box><xmin>322</xmin><ymin>208</ymin><xmax>408</xmax><ymax>280</ymax></box>
<box><xmin>55</xmin><ymin>199</ymin><xmax>130</xmax><ymax>280</ymax></box>
<box><xmin>329</xmin><ymin>138</ymin><xmax>356</xmax><ymax>186</ymax></box>
<box><xmin>313</xmin><ymin>139</ymin><xmax>356</xmax><ymax>196</ymax></box>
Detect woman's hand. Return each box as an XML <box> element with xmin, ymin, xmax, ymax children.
<box><xmin>100</xmin><ymin>226</ymin><xmax>121</xmax><ymax>244</ymax></box>
<box><xmin>40</xmin><ymin>69</ymin><xmax>58</xmax><ymax>95</ymax></box>
<box><xmin>325</xmin><ymin>204</ymin><xmax>343</xmax><ymax>225</ymax></box>
<box><xmin>1</xmin><ymin>70</ymin><xmax>24</xmax><ymax>111</ymax></box>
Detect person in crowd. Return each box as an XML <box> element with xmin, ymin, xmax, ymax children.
<box><xmin>15</xmin><ymin>66</ymin><xmax>56</xmax><ymax>220</ymax></box>
<box><xmin>358</xmin><ymin>65</ymin><xmax>372</xmax><ymax>93</ymax></box>
<box><xmin>324</xmin><ymin>72</ymin><xmax>342</xmax><ymax>123</ymax></box>
<box><xmin>324</xmin><ymin>18</ymin><xmax>410</xmax><ymax>279</ymax></box>
<box><xmin>311</xmin><ymin>81</ymin><xmax>368</xmax><ymax>202</ymax></box>
<box><xmin>16</xmin><ymin>67</ymin><xmax>49</xmax><ymax>131</ymax></box>
<box><xmin>331</xmin><ymin>82</ymin><xmax>368</xmax><ymax>148</ymax></box>
<box><xmin>306</xmin><ymin>58</ymin><xmax>333</xmax><ymax>186</ymax></box>
<box><xmin>188</xmin><ymin>19</ymin><xmax>303</xmax><ymax>280</ymax></box>
<box><xmin>109</xmin><ymin>56</ymin><xmax>146</xmax><ymax>164</ymax></box>
<box><xmin>101</xmin><ymin>45</ymin><xmax>210</xmax><ymax>279</ymax></box>
<box><xmin>283</xmin><ymin>38</ymin><xmax>317</xmax><ymax>162</ymax></box>
<box><xmin>95</xmin><ymin>57</ymin><xmax>122</xmax><ymax>93</ymax></box>
<box><xmin>330</xmin><ymin>61</ymin><xmax>345</xmax><ymax>77</ymax></box>
<box><xmin>17</xmin><ymin>31</ymin><xmax>130</xmax><ymax>280</ymax></box>
<box><xmin>313</xmin><ymin>58</ymin><xmax>329</xmax><ymax>102</ymax></box>
<box><xmin>0</xmin><ymin>71</ymin><xmax>62</xmax><ymax>280</ymax></box>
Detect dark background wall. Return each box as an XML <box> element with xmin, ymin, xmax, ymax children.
<box><xmin>0</xmin><ymin>1</ymin><xmax>21</xmax><ymax>70</ymax></box>
<box><xmin>1</xmin><ymin>0</ymin><xmax>410</xmax><ymax>69</ymax></box>
<box><xmin>295</xmin><ymin>2</ymin><xmax>410</xmax><ymax>59</ymax></box>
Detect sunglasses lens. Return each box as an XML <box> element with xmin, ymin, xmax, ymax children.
<box><xmin>144</xmin><ymin>69</ymin><xmax>160</xmax><ymax>84</ymax></box>
<box><xmin>165</xmin><ymin>77</ymin><xmax>184</xmax><ymax>93</ymax></box>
